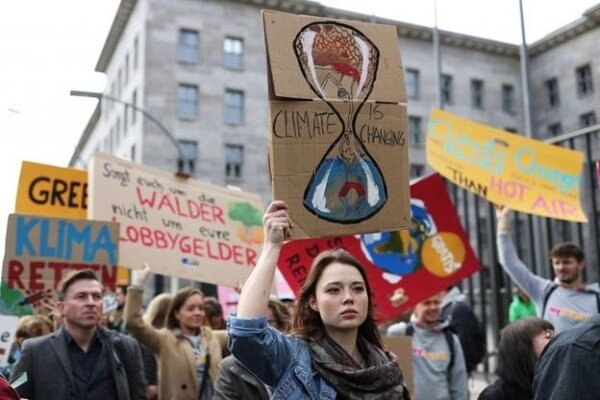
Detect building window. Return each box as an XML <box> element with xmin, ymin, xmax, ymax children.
<box><xmin>123</xmin><ymin>104</ymin><xmax>128</xmax><ymax>134</ymax></box>
<box><xmin>117</xmin><ymin>68</ymin><xmax>123</xmax><ymax>98</ymax></box>
<box><xmin>131</xmin><ymin>90</ymin><xmax>137</xmax><ymax>126</ymax></box>
<box><xmin>441</xmin><ymin>74</ymin><xmax>453</xmax><ymax>105</ymax></box>
<box><xmin>125</xmin><ymin>53</ymin><xmax>130</xmax><ymax>85</ymax></box>
<box><xmin>133</xmin><ymin>35</ymin><xmax>139</xmax><ymax>69</ymax></box>
<box><xmin>470</xmin><ymin>79</ymin><xmax>485</xmax><ymax>109</ymax></box>
<box><xmin>224</xmin><ymin>90</ymin><xmax>244</xmax><ymax>124</ymax></box>
<box><xmin>502</xmin><ymin>84</ymin><xmax>515</xmax><ymax>113</ymax></box>
<box><xmin>178</xmin><ymin>140</ymin><xmax>198</xmax><ymax>174</ymax></box>
<box><xmin>179</xmin><ymin>29</ymin><xmax>199</xmax><ymax>63</ymax></box>
<box><xmin>225</xmin><ymin>144</ymin><xmax>244</xmax><ymax>179</ymax></box>
<box><xmin>576</xmin><ymin>64</ymin><xmax>593</xmax><ymax>96</ymax></box>
<box><xmin>580</xmin><ymin>111</ymin><xmax>597</xmax><ymax>128</ymax></box>
<box><xmin>548</xmin><ymin>123</ymin><xmax>562</xmax><ymax>136</ymax></box>
<box><xmin>410</xmin><ymin>164</ymin><xmax>424</xmax><ymax>179</ymax></box>
<box><xmin>106</xmin><ymin>131</ymin><xmax>112</xmax><ymax>153</ymax></box>
<box><xmin>224</xmin><ymin>37</ymin><xmax>243</xmax><ymax>70</ymax></box>
<box><xmin>177</xmin><ymin>84</ymin><xmax>199</xmax><ymax>118</ymax></box>
<box><xmin>116</xmin><ymin>117</ymin><xmax>121</xmax><ymax>145</ymax></box>
<box><xmin>408</xmin><ymin>116</ymin><xmax>423</xmax><ymax>147</ymax></box>
<box><xmin>131</xmin><ymin>144</ymin><xmax>136</xmax><ymax>162</ymax></box>
<box><xmin>110</xmin><ymin>83</ymin><xmax>116</xmax><ymax>111</ymax></box>
<box><xmin>545</xmin><ymin>78</ymin><xmax>559</xmax><ymax>107</ymax></box>
<box><xmin>405</xmin><ymin>68</ymin><xmax>420</xmax><ymax>100</ymax></box>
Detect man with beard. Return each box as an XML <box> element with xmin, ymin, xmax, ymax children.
<box><xmin>496</xmin><ymin>206</ymin><xmax>600</xmax><ymax>333</ymax></box>
<box><xmin>11</xmin><ymin>269</ymin><xmax>146</xmax><ymax>400</ymax></box>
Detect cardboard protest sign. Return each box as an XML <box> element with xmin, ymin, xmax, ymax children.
<box><xmin>277</xmin><ymin>173</ymin><xmax>480</xmax><ymax>323</ymax></box>
<box><xmin>263</xmin><ymin>10</ymin><xmax>410</xmax><ymax>238</ymax></box>
<box><xmin>88</xmin><ymin>153</ymin><xmax>264</xmax><ymax>286</ymax></box>
<box><xmin>427</xmin><ymin>109</ymin><xmax>587</xmax><ymax>222</ymax></box>
<box><xmin>0</xmin><ymin>315</ymin><xmax>18</xmax><ymax>367</ymax></box>
<box><xmin>382</xmin><ymin>336</ymin><xmax>414</xmax><ymax>396</ymax></box>
<box><xmin>16</xmin><ymin>161</ymin><xmax>88</xmax><ymax>219</ymax></box>
<box><xmin>13</xmin><ymin>160</ymin><xmax>130</xmax><ymax>286</ymax></box>
<box><xmin>1</xmin><ymin>214</ymin><xmax>119</xmax><ymax>314</ymax></box>
<box><xmin>102</xmin><ymin>293</ymin><xmax>119</xmax><ymax>314</ymax></box>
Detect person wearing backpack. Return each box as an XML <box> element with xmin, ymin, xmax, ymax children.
<box><xmin>387</xmin><ymin>292</ymin><xmax>468</xmax><ymax>400</ymax></box>
<box><xmin>441</xmin><ymin>286</ymin><xmax>486</xmax><ymax>374</ymax></box>
<box><xmin>496</xmin><ymin>206</ymin><xmax>600</xmax><ymax>333</ymax></box>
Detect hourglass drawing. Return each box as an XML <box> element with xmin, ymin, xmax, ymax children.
<box><xmin>294</xmin><ymin>22</ymin><xmax>387</xmax><ymax>223</ymax></box>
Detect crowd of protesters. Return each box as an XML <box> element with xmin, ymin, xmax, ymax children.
<box><xmin>2</xmin><ymin>202</ymin><xmax>600</xmax><ymax>400</ymax></box>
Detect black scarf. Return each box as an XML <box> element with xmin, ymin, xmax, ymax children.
<box><xmin>309</xmin><ymin>335</ymin><xmax>408</xmax><ymax>399</ymax></box>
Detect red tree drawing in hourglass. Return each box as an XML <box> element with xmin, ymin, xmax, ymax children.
<box><xmin>294</xmin><ymin>22</ymin><xmax>387</xmax><ymax>223</ymax></box>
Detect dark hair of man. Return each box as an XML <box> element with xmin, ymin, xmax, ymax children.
<box><xmin>268</xmin><ymin>298</ymin><xmax>291</xmax><ymax>333</ymax></box>
<box><xmin>293</xmin><ymin>248</ymin><xmax>383</xmax><ymax>349</ymax></box>
<box><xmin>165</xmin><ymin>287</ymin><xmax>204</xmax><ymax>330</ymax></box>
<box><xmin>496</xmin><ymin>317</ymin><xmax>554</xmax><ymax>397</ymax></box>
<box><xmin>550</xmin><ymin>242</ymin><xmax>584</xmax><ymax>262</ymax></box>
<box><xmin>57</xmin><ymin>269</ymin><xmax>101</xmax><ymax>301</ymax></box>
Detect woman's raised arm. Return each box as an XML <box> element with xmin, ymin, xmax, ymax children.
<box><xmin>236</xmin><ymin>201</ymin><xmax>291</xmax><ymax>318</ymax></box>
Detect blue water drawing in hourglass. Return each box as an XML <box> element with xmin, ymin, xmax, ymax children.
<box><xmin>294</xmin><ymin>22</ymin><xmax>387</xmax><ymax>223</ymax></box>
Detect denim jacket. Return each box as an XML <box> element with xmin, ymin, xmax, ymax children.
<box><xmin>228</xmin><ymin>315</ymin><xmax>337</xmax><ymax>400</ymax></box>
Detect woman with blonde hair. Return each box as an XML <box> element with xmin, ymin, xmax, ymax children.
<box><xmin>228</xmin><ymin>201</ymin><xmax>409</xmax><ymax>399</ymax></box>
<box><xmin>125</xmin><ymin>267</ymin><xmax>228</xmax><ymax>400</ymax></box>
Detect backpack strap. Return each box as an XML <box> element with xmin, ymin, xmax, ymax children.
<box><xmin>541</xmin><ymin>284</ymin><xmax>558</xmax><ymax>319</ymax></box>
<box><xmin>442</xmin><ymin>327</ymin><xmax>455</xmax><ymax>372</ymax></box>
<box><xmin>581</xmin><ymin>288</ymin><xmax>600</xmax><ymax>313</ymax></box>
<box><xmin>542</xmin><ymin>284</ymin><xmax>600</xmax><ymax>317</ymax></box>
<box><xmin>405</xmin><ymin>322</ymin><xmax>414</xmax><ymax>337</ymax></box>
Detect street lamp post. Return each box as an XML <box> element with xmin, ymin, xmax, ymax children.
<box><xmin>70</xmin><ymin>89</ymin><xmax>190</xmax><ymax>178</ymax></box>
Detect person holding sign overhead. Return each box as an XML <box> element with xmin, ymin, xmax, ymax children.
<box><xmin>496</xmin><ymin>206</ymin><xmax>600</xmax><ymax>333</ymax></box>
<box><xmin>228</xmin><ymin>201</ymin><xmax>409</xmax><ymax>399</ymax></box>
<box><xmin>124</xmin><ymin>266</ymin><xmax>228</xmax><ymax>400</ymax></box>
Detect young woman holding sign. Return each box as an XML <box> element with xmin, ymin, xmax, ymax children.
<box><xmin>228</xmin><ymin>201</ymin><xmax>409</xmax><ymax>399</ymax></box>
<box><xmin>124</xmin><ymin>267</ymin><xmax>228</xmax><ymax>400</ymax></box>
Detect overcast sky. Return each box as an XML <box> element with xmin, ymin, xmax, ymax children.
<box><xmin>1</xmin><ymin>0</ymin><xmax>598</xmax><ymax>251</ymax></box>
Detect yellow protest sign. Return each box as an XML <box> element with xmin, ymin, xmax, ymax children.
<box><xmin>14</xmin><ymin>161</ymin><xmax>130</xmax><ymax>284</ymax></box>
<box><xmin>16</xmin><ymin>161</ymin><xmax>88</xmax><ymax>219</ymax></box>
<box><xmin>427</xmin><ymin>109</ymin><xmax>587</xmax><ymax>222</ymax></box>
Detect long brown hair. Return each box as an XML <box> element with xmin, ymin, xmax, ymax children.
<box><xmin>293</xmin><ymin>248</ymin><xmax>383</xmax><ymax>348</ymax></box>
<box><xmin>165</xmin><ymin>287</ymin><xmax>204</xmax><ymax>330</ymax></box>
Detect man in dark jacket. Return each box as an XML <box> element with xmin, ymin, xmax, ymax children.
<box><xmin>11</xmin><ymin>269</ymin><xmax>147</xmax><ymax>400</ymax></box>
<box><xmin>533</xmin><ymin>314</ymin><xmax>600</xmax><ymax>400</ymax></box>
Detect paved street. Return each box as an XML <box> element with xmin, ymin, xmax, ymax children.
<box><xmin>470</xmin><ymin>371</ymin><xmax>495</xmax><ymax>399</ymax></box>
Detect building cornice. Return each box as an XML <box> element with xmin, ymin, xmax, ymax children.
<box><xmin>95</xmin><ymin>0</ymin><xmax>138</xmax><ymax>72</ymax></box>
<box><xmin>530</xmin><ymin>4</ymin><xmax>600</xmax><ymax>55</ymax></box>
<box><xmin>96</xmin><ymin>0</ymin><xmax>600</xmax><ymax>72</ymax></box>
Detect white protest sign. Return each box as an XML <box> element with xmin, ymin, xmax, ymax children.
<box><xmin>88</xmin><ymin>153</ymin><xmax>265</xmax><ymax>286</ymax></box>
<box><xmin>0</xmin><ymin>315</ymin><xmax>18</xmax><ymax>367</ymax></box>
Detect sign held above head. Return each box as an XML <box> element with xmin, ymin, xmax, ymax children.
<box><xmin>263</xmin><ymin>10</ymin><xmax>410</xmax><ymax>238</ymax></box>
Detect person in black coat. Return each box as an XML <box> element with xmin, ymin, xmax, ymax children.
<box><xmin>11</xmin><ymin>269</ymin><xmax>147</xmax><ymax>400</ymax></box>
